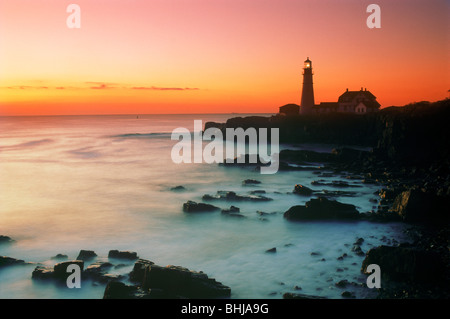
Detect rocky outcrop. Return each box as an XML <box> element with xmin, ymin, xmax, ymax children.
<box><xmin>76</xmin><ymin>250</ymin><xmax>97</xmax><ymax>260</ymax></box>
<box><xmin>0</xmin><ymin>235</ymin><xmax>14</xmax><ymax>244</ymax></box>
<box><xmin>141</xmin><ymin>264</ymin><xmax>231</xmax><ymax>299</ymax></box>
<box><xmin>108</xmin><ymin>250</ymin><xmax>138</xmax><ymax>260</ymax></box>
<box><xmin>361</xmin><ymin>245</ymin><xmax>446</xmax><ymax>283</ymax></box>
<box><xmin>390</xmin><ymin>189</ymin><xmax>450</xmax><ymax>224</ymax></box>
<box><xmin>0</xmin><ymin>256</ymin><xmax>25</xmax><ymax>267</ymax></box>
<box><xmin>293</xmin><ymin>184</ymin><xmax>314</xmax><ymax>196</ymax></box>
<box><xmin>32</xmin><ymin>260</ymin><xmax>84</xmax><ymax>280</ymax></box>
<box><xmin>202</xmin><ymin>191</ymin><xmax>272</xmax><ymax>202</ymax></box>
<box><xmin>182</xmin><ymin>200</ymin><xmax>221</xmax><ymax>213</ymax></box>
<box><xmin>284</xmin><ymin>197</ymin><xmax>359</xmax><ymax>221</ymax></box>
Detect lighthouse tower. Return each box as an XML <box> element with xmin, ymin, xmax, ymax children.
<box><xmin>300</xmin><ymin>57</ymin><xmax>315</xmax><ymax>114</ymax></box>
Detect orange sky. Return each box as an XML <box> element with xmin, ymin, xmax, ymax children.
<box><xmin>0</xmin><ymin>0</ymin><xmax>448</xmax><ymax>115</ymax></box>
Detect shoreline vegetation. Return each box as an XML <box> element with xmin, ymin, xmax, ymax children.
<box><xmin>1</xmin><ymin>99</ymin><xmax>449</xmax><ymax>299</ymax></box>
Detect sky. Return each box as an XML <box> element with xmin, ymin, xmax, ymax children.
<box><xmin>0</xmin><ymin>0</ymin><xmax>449</xmax><ymax>115</ymax></box>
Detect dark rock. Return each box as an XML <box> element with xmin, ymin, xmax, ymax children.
<box><xmin>182</xmin><ymin>200</ymin><xmax>221</xmax><ymax>213</ymax></box>
<box><xmin>108</xmin><ymin>250</ymin><xmax>138</xmax><ymax>260</ymax></box>
<box><xmin>0</xmin><ymin>235</ymin><xmax>14</xmax><ymax>244</ymax></box>
<box><xmin>51</xmin><ymin>254</ymin><xmax>68</xmax><ymax>260</ymax></box>
<box><xmin>129</xmin><ymin>259</ymin><xmax>155</xmax><ymax>283</ymax></box>
<box><xmin>242</xmin><ymin>179</ymin><xmax>261</xmax><ymax>185</ymax></box>
<box><xmin>341</xmin><ymin>291</ymin><xmax>355</xmax><ymax>298</ymax></box>
<box><xmin>390</xmin><ymin>189</ymin><xmax>450</xmax><ymax>224</ymax></box>
<box><xmin>283</xmin><ymin>292</ymin><xmax>327</xmax><ymax>299</ymax></box>
<box><xmin>249</xmin><ymin>190</ymin><xmax>266</xmax><ymax>195</ymax></box>
<box><xmin>53</xmin><ymin>260</ymin><xmax>84</xmax><ymax>279</ymax></box>
<box><xmin>335</xmin><ymin>279</ymin><xmax>349</xmax><ymax>288</ymax></box>
<box><xmin>265</xmin><ymin>247</ymin><xmax>277</xmax><ymax>253</ymax></box>
<box><xmin>170</xmin><ymin>185</ymin><xmax>186</xmax><ymax>191</ymax></box>
<box><xmin>76</xmin><ymin>250</ymin><xmax>97</xmax><ymax>260</ymax></box>
<box><xmin>293</xmin><ymin>184</ymin><xmax>314</xmax><ymax>196</ymax></box>
<box><xmin>103</xmin><ymin>281</ymin><xmax>142</xmax><ymax>299</ymax></box>
<box><xmin>0</xmin><ymin>256</ymin><xmax>25</xmax><ymax>268</ymax></box>
<box><xmin>221</xmin><ymin>206</ymin><xmax>240</xmax><ymax>214</ymax></box>
<box><xmin>284</xmin><ymin>197</ymin><xmax>359</xmax><ymax>221</ymax></box>
<box><xmin>84</xmin><ymin>261</ymin><xmax>115</xmax><ymax>282</ymax></box>
<box><xmin>141</xmin><ymin>264</ymin><xmax>231</xmax><ymax>298</ymax></box>
<box><xmin>32</xmin><ymin>266</ymin><xmax>54</xmax><ymax>279</ymax></box>
<box><xmin>354</xmin><ymin>238</ymin><xmax>364</xmax><ymax>245</ymax></box>
<box><xmin>202</xmin><ymin>191</ymin><xmax>272</xmax><ymax>202</ymax></box>
<box><xmin>361</xmin><ymin>245</ymin><xmax>446</xmax><ymax>283</ymax></box>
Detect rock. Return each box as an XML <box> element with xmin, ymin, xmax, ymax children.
<box><xmin>53</xmin><ymin>260</ymin><xmax>84</xmax><ymax>279</ymax></box>
<box><xmin>242</xmin><ymin>179</ymin><xmax>261</xmax><ymax>185</ymax></box>
<box><xmin>103</xmin><ymin>281</ymin><xmax>142</xmax><ymax>299</ymax></box>
<box><xmin>283</xmin><ymin>197</ymin><xmax>359</xmax><ymax>221</ymax></box>
<box><xmin>265</xmin><ymin>247</ymin><xmax>277</xmax><ymax>253</ymax></box>
<box><xmin>170</xmin><ymin>185</ymin><xmax>186</xmax><ymax>191</ymax></box>
<box><xmin>0</xmin><ymin>235</ymin><xmax>14</xmax><ymax>244</ymax></box>
<box><xmin>221</xmin><ymin>206</ymin><xmax>240</xmax><ymax>214</ymax></box>
<box><xmin>354</xmin><ymin>238</ymin><xmax>364</xmax><ymax>245</ymax></box>
<box><xmin>129</xmin><ymin>259</ymin><xmax>155</xmax><ymax>283</ymax></box>
<box><xmin>182</xmin><ymin>200</ymin><xmax>221</xmax><ymax>213</ymax></box>
<box><xmin>202</xmin><ymin>191</ymin><xmax>272</xmax><ymax>202</ymax></box>
<box><xmin>361</xmin><ymin>245</ymin><xmax>445</xmax><ymax>283</ymax></box>
<box><xmin>293</xmin><ymin>184</ymin><xmax>314</xmax><ymax>196</ymax></box>
<box><xmin>341</xmin><ymin>291</ymin><xmax>355</xmax><ymax>298</ymax></box>
<box><xmin>108</xmin><ymin>250</ymin><xmax>138</xmax><ymax>260</ymax></box>
<box><xmin>32</xmin><ymin>266</ymin><xmax>54</xmax><ymax>279</ymax></box>
<box><xmin>141</xmin><ymin>264</ymin><xmax>231</xmax><ymax>298</ymax></box>
<box><xmin>0</xmin><ymin>256</ymin><xmax>25</xmax><ymax>268</ymax></box>
<box><xmin>351</xmin><ymin>245</ymin><xmax>365</xmax><ymax>256</ymax></box>
<box><xmin>249</xmin><ymin>190</ymin><xmax>266</xmax><ymax>195</ymax></box>
<box><xmin>51</xmin><ymin>254</ymin><xmax>68</xmax><ymax>260</ymax></box>
<box><xmin>335</xmin><ymin>279</ymin><xmax>349</xmax><ymax>288</ymax></box>
<box><xmin>282</xmin><ymin>292</ymin><xmax>327</xmax><ymax>299</ymax></box>
<box><xmin>84</xmin><ymin>261</ymin><xmax>115</xmax><ymax>282</ymax></box>
<box><xmin>391</xmin><ymin>189</ymin><xmax>450</xmax><ymax>224</ymax></box>
<box><xmin>76</xmin><ymin>250</ymin><xmax>97</xmax><ymax>260</ymax></box>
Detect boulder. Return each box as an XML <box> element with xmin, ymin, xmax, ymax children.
<box><xmin>391</xmin><ymin>189</ymin><xmax>450</xmax><ymax>224</ymax></box>
<box><xmin>202</xmin><ymin>191</ymin><xmax>272</xmax><ymax>202</ymax></box>
<box><xmin>108</xmin><ymin>250</ymin><xmax>139</xmax><ymax>260</ymax></box>
<box><xmin>141</xmin><ymin>264</ymin><xmax>231</xmax><ymax>298</ymax></box>
<box><xmin>361</xmin><ymin>245</ymin><xmax>445</xmax><ymax>283</ymax></box>
<box><xmin>242</xmin><ymin>179</ymin><xmax>261</xmax><ymax>185</ymax></box>
<box><xmin>182</xmin><ymin>200</ymin><xmax>221</xmax><ymax>213</ymax></box>
<box><xmin>170</xmin><ymin>185</ymin><xmax>186</xmax><ymax>191</ymax></box>
<box><xmin>76</xmin><ymin>250</ymin><xmax>97</xmax><ymax>260</ymax></box>
<box><xmin>0</xmin><ymin>235</ymin><xmax>14</xmax><ymax>244</ymax></box>
<box><xmin>221</xmin><ymin>206</ymin><xmax>240</xmax><ymax>214</ymax></box>
<box><xmin>54</xmin><ymin>260</ymin><xmax>84</xmax><ymax>279</ymax></box>
<box><xmin>293</xmin><ymin>184</ymin><xmax>314</xmax><ymax>196</ymax></box>
<box><xmin>32</xmin><ymin>266</ymin><xmax>54</xmax><ymax>279</ymax></box>
<box><xmin>129</xmin><ymin>259</ymin><xmax>155</xmax><ymax>283</ymax></box>
<box><xmin>284</xmin><ymin>197</ymin><xmax>359</xmax><ymax>221</ymax></box>
<box><xmin>0</xmin><ymin>256</ymin><xmax>25</xmax><ymax>268</ymax></box>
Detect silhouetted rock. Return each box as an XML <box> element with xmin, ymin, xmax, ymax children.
<box><xmin>51</xmin><ymin>254</ymin><xmax>68</xmax><ymax>260</ymax></box>
<box><xmin>361</xmin><ymin>245</ymin><xmax>445</xmax><ymax>283</ymax></box>
<box><xmin>108</xmin><ymin>250</ymin><xmax>138</xmax><ymax>260</ymax></box>
<box><xmin>129</xmin><ymin>259</ymin><xmax>155</xmax><ymax>283</ymax></box>
<box><xmin>76</xmin><ymin>250</ymin><xmax>97</xmax><ymax>260</ymax></box>
<box><xmin>284</xmin><ymin>197</ymin><xmax>359</xmax><ymax>221</ymax></box>
<box><xmin>265</xmin><ymin>247</ymin><xmax>277</xmax><ymax>253</ymax></box>
<box><xmin>221</xmin><ymin>206</ymin><xmax>240</xmax><ymax>214</ymax></box>
<box><xmin>202</xmin><ymin>191</ymin><xmax>272</xmax><ymax>202</ymax></box>
<box><xmin>0</xmin><ymin>235</ymin><xmax>14</xmax><ymax>244</ymax></box>
<box><xmin>141</xmin><ymin>264</ymin><xmax>231</xmax><ymax>298</ymax></box>
<box><xmin>293</xmin><ymin>184</ymin><xmax>314</xmax><ymax>196</ymax></box>
<box><xmin>182</xmin><ymin>200</ymin><xmax>221</xmax><ymax>213</ymax></box>
<box><xmin>0</xmin><ymin>256</ymin><xmax>25</xmax><ymax>268</ymax></box>
<box><xmin>242</xmin><ymin>179</ymin><xmax>261</xmax><ymax>185</ymax></box>
<box><xmin>54</xmin><ymin>260</ymin><xmax>84</xmax><ymax>279</ymax></box>
<box><xmin>170</xmin><ymin>185</ymin><xmax>186</xmax><ymax>191</ymax></box>
<box><xmin>391</xmin><ymin>189</ymin><xmax>450</xmax><ymax>224</ymax></box>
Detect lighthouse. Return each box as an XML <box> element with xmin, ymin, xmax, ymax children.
<box><xmin>300</xmin><ymin>57</ymin><xmax>315</xmax><ymax>114</ymax></box>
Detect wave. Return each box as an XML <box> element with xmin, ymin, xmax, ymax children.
<box><xmin>0</xmin><ymin>138</ymin><xmax>54</xmax><ymax>151</ymax></box>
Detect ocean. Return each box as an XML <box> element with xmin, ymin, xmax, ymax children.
<box><xmin>0</xmin><ymin>114</ymin><xmax>409</xmax><ymax>299</ymax></box>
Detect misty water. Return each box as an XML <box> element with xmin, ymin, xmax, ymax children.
<box><xmin>0</xmin><ymin>114</ymin><xmax>410</xmax><ymax>299</ymax></box>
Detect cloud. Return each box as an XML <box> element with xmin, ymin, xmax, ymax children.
<box><xmin>131</xmin><ymin>86</ymin><xmax>199</xmax><ymax>91</ymax></box>
<box><xmin>86</xmin><ymin>82</ymin><xmax>117</xmax><ymax>90</ymax></box>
